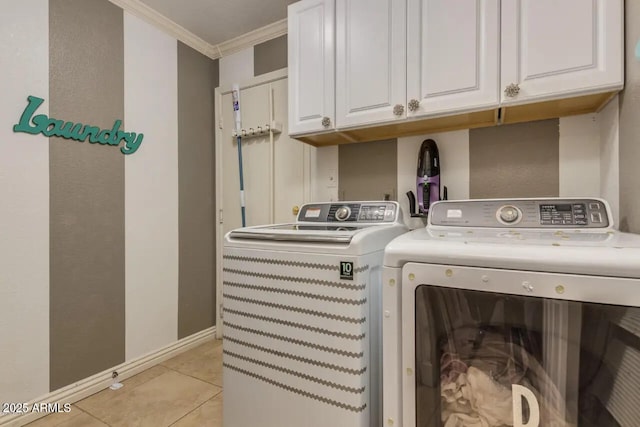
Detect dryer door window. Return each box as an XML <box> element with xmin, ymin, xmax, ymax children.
<box><xmin>415</xmin><ymin>285</ymin><xmax>640</xmax><ymax>427</ymax></box>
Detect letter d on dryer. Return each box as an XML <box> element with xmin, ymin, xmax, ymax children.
<box><xmin>512</xmin><ymin>384</ymin><xmax>540</xmax><ymax>427</ymax></box>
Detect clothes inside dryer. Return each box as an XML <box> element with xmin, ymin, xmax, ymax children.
<box><xmin>415</xmin><ymin>286</ymin><xmax>640</xmax><ymax>427</ymax></box>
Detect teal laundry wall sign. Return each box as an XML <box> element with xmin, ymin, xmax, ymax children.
<box><xmin>13</xmin><ymin>95</ymin><xmax>143</xmax><ymax>154</ymax></box>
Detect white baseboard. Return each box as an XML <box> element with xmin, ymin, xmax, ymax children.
<box><xmin>0</xmin><ymin>327</ymin><xmax>216</xmax><ymax>427</ymax></box>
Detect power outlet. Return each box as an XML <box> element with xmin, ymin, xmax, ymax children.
<box><xmin>382</xmin><ymin>189</ymin><xmax>395</xmax><ymax>201</ymax></box>
<box><xmin>327</xmin><ymin>169</ymin><xmax>337</xmax><ymax>188</ymax></box>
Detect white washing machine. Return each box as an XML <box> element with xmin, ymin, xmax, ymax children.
<box><xmin>223</xmin><ymin>201</ymin><xmax>408</xmax><ymax>427</ymax></box>
<box><xmin>382</xmin><ymin>198</ymin><xmax>640</xmax><ymax>427</ymax></box>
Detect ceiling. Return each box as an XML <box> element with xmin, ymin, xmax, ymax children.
<box><xmin>138</xmin><ymin>0</ymin><xmax>297</xmax><ymax>46</ymax></box>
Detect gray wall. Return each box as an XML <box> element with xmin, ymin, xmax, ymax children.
<box><xmin>339</xmin><ymin>139</ymin><xmax>398</xmax><ymax>201</ymax></box>
<box><xmin>619</xmin><ymin>2</ymin><xmax>640</xmax><ymax>233</ymax></box>
<box><xmin>177</xmin><ymin>43</ymin><xmax>219</xmax><ymax>338</ymax></box>
<box><xmin>469</xmin><ymin>120</ymin><xmax>560</xmax><ymax>199</ymax></box>
<box><xmin>49</xmin><ymin>0</ymin><xmax>126</xmax><ymax>390</ymax></box>
<box><xmin>254</xmin><ymin>35</ymin><xmax>288</xmax><ymax>76</ymax></box>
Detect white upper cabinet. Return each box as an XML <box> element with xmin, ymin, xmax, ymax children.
<box><xmin>335</xmin><ymin>0</ymin><xmax>406</xmax><ymax>128</ymax></box>
<box><xmin>288</xmin><ymin>0</ymin><xmax>335</xmax><ymax>135</ymax></box>
<box><xmin>287</xmin><ymin>0</ymin><xmax>624</xmax><ymax>142</ymax></box>
<box><xmin>501</xmin><ymin>0</ymin><xmax>623</xmax><ymax>105</ymax></box>
<box><xmin>406</xmin><ymin>0</ymin><xmax>500</xmax><ymax>117</ymax></box>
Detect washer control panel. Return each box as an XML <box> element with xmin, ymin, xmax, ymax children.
<box><xmin>539</xmin><ymin>202</ymin><xmax>593</xmax><ymax>226</ymax></box>
<box><xmin>498</xmin><ymin>205</ymin><xmax>521</xmax><ymax>224</ymax></box>
<box><xmin>357</xmin><ymin>204</ymin><xmax>394</xmax><ymax>222</ymax></box>
<box><xmin>297</xmin><ymin>202</ymin><xmax>399</xmax><ymax>223</ymax></box>
<box><xmin>430</xmin><ymin>199</ymin><xmax>610</xmax><ymax>228</ymax></box>
<box><xmin>334</xmin><ymin>206</ymin><xmax>352</xmax><ymax>221</ymax></box>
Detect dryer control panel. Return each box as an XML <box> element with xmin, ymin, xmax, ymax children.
<box><xmin>429</xmin><ymin>198</ymin><xmax>610</xmax><ymax>228</ymax></box>
<box><xmin>297</xmin><ymin>202</ymin><xmax>399</xmax><ymax>223</ymax></box>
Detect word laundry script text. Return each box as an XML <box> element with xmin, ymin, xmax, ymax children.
<box><xmin>13</xmin><ymin>95</ymin><xmax>143</xmax><ymax>154</ymax></box>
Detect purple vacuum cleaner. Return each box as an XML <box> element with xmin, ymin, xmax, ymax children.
<box><xmin>407</xmin><ymin>139</ymin><xmax>446</xmax><ymax>217</ymax></box>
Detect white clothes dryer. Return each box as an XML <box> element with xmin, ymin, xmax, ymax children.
<box><xmin>383</xmin><ymin>198</ymin><xmax>640</xmax><ymax>427</ymax></box>
<box><xmin>223</xmin><ymin>201</ymin><xmax>408</xmax><ymax>427</ymax></box>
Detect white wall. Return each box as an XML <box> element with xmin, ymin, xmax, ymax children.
<box><xmin>559</xmin><ymin>114</ymin><xmax>600</xmax><ymax>197</ymax></box>
<box><xmin>124</xmin><ymin>12</ymin><xmax>179</xmax><ymax>360</ymax></box>
<box><xmin>310</xmin><ymin>146</ymin><xmax>339</xmax><ymax>202</ymax></box>
<box><xmin>599</xmin><ymin>96</ymin><xmax>620</xmax><ymax>226</ymax></box>
<box><xmin>558</xmin><ymin>109</ymin><xmax>620</xmax><ymax>223</ymax></box>
<box><xmin>0</xmin><ymin>0</ymin><xmax>50</xmax><ymax>403</ymax></box>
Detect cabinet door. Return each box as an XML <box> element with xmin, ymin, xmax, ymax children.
<box><xmin>288</xmin><ymin>0</ymin><xmax>335</xmax><ymax>135</ymax></box>
<box><xmin>335</xmin><ymin>0</ymin><xmax>406</xmax><ymax>128</ymax></box>
<box><xmin>406</xmin><ymin>0</ymin><xmax>499</xmax><ymax>117</ymax></box>
<box><xmin>501</xmin><ymin>0</ymin><xmax>623</xmax><ymax>105</ymax></box>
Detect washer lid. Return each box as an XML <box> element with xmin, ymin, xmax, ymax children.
<box><xmin>228</xmin><ymin>223</ymin><xmax>377</xmax><ymax>243</ymax></box>
<box><xmin>383</xmin><ymin>226</ymin><xmax>640</xmax><ymax>278</ymax></box>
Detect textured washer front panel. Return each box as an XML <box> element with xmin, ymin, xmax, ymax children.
<box><xmin>223</xmin><ymin>247</ymin><xmax>376</xmax><ymax>427</ymax></box>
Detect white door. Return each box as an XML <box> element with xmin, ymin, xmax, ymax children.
<box><xmin>220</xmin><ymin>76</ymin><xmax>312</xmax><ymax>230</ymax></box>
<box><xmin>406</xmin><ymin>0</ymin><xmax>499</xmax><ymax>117</ymax></box>
<box><xmin>288</xmin><ymin>0</ymin><xmax>335</xmax><ymax>135</ymax></box>
<box><xmin>221</xmin><ymin>84</ymin><xmax>272</xmax><ymax>234</ymax></box>
<box><xmin>335</xmin><ymin>0</ymin><xmax>406</xmax><ymax>128</ymax></box>
<box><xmin>501</xmin><ymin>0</ymin><xmax>623</xmax><ymax>105</ymax></box>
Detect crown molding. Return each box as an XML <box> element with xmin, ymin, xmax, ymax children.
<box><xmin>108</xmin><ymin>0</ymin><xmax>287</xmax><ymax>60</ymax></box>
<box><xmin>108</xmin><ymin>0</ymin><xmax>213</xmax><ymax>58</ymax></box>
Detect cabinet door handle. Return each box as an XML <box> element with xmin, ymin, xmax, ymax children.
<box><xmin>393</xmin><ymin>104</ymin><xmax>405</xmax><ymax>116</ymax></box>
<box><xmin>408</xmin><ymin>99</ymin><xmax>420</xmax><ymax>112</ymax></box>
<box><xmin>321</xmin><ymin>116</ymin><xmax>331</xmax><ymax>127</ymax></box>
<box><xmin>504</xmin><ymin>83</ymin><xmax>520</xmax><ymax>98</ymax></box>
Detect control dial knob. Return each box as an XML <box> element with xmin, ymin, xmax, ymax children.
<box><xmin>335</xmin><ymin>206</ymin><xmax>351</xmax><ymax>221</ymax></box>
<box><xmin>498</xmin><ymin>205</ymin><xmax>521</xmax><ymax>223</ymax></box>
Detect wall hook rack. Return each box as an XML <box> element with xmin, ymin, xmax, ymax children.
<box><xmin>231</xmin><ymin>121</ymin><xmax>283</xmax><ymax>140</ymax></box>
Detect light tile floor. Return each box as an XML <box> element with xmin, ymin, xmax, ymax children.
<box><xmin>27</xmin><ymin>339</ymin><xmax>223</xmax><ymax>427</ymax></box>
